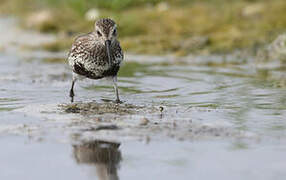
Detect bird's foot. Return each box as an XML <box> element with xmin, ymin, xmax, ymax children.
<box><xmin>100</xmin><ymin>98</ymin><xmax>123</xmax><ymax>104</ymax></box>
<box><xmin>115</xmin><ymin>99</ymin><xmax>123</xmax><ymax>104</ymax></box>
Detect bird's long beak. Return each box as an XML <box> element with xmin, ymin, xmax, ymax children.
<box><xmin>105</xmin><ymin>40</ymin><xmax>112</xmax><ymax>65</ymax></box>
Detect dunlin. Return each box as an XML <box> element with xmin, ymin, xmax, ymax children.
<box><xmin>67</xmin><ymin>18</ymin><xmax>123</xmax><ymax>103</ymax></box>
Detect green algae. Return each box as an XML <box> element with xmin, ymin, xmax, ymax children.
<box><xmin>2</xmin><ymin>0</ymin><xmax>286</xmax><ymax>54</ymax></box>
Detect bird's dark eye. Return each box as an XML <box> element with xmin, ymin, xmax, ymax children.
<box><xmin>112</xmin><ymin>29</ymin><xmax>117</xmax><ymax>36</ymax></box>
<box><xmin>97</xmin><ymin>31</ymin><xmax>102</xmax><ymax>37</ymax></box>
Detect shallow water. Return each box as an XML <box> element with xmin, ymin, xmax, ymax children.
<box><xmin>1</xmin><ymin>17</ymin><xmax>286</xmax><ymax>180</ymax></box>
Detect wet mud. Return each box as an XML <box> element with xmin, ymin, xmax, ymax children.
<box><xmin>60</xmin><ymin>101</ymin><xmax>156</xmax><ymax>115</ymax></box>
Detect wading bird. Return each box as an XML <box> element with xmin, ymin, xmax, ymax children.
<box><xmin>67</xmin><ymin>18</ymin><xmax>123</xmax><ymax>103</ymax></box>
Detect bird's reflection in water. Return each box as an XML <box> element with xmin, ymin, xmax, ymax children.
<box><xmin>73</xmin><ymin>140</ymin><xmax>122</xmax><ymax>180</ymax></box>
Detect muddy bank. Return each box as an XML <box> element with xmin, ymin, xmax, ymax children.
<box><xmin>60</xmin><ymin>101</ymin><xmax>158</xmax><ymax>115</ymax></box>
<box><xmin>3</xmin><ymin>0</ymin><xmax>286</xmax><ymax>55</ymax></box>
<box><xmin>10</xmin><ymin>100</ymin><xmax>251</xmax><ymax>143</ymax></box>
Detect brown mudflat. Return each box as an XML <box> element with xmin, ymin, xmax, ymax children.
<box><xmin>60</xmin><ymin>101</ymin><xmax>158</xmax><ymax>115</ymax></box>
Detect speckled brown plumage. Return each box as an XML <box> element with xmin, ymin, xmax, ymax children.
<box><xmin>67</xmin><ymin>18</ymin><xmax>123</xmax><ymax>103</ymax></box>
<box><xmin>96</xmin><ymin>18</ymin><xmax>116</xmax><ymax>37</ymax></box>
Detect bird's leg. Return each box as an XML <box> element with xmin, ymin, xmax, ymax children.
<box><xmin>112</xmin><ymin>76</ymin><xmax>121</xmax><ymax>103</ymax></box>
<box><xmin>69</xmin><ymin>76</ymin><xmax>76</xmax><ymax>103</ymax></box>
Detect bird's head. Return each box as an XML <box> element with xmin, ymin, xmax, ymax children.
<box><xmin>94</xmin><ymin>18</ymin><xmax>118</xmax><ymax>65</ymax></box>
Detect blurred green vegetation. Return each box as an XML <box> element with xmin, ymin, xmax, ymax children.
<box><xmin>1</xmin><ymin>0</ymin><xmax>286</xmax><ymax>55</ymax></box>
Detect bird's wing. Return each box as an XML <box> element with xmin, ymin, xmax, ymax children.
<box><xmin>68</xmin><ymin>33</ymin><xmax>97</xmax><ymax>66</ymax></box>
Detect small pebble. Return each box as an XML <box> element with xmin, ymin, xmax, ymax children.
<box><xmin>139</xmin><ymin>117</ymin><xmax>149</xmax><ymax>126</ymax></box>
<box><xmin>93</xmin><ymin>117</ymin><xmax>102</xmax><ymax>122</ymax></box>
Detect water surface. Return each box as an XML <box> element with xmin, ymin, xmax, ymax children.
<box><xmin>0</xmin><ymin>17</ymin><xmax>286</xmax><ymax>180</ymax></box>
